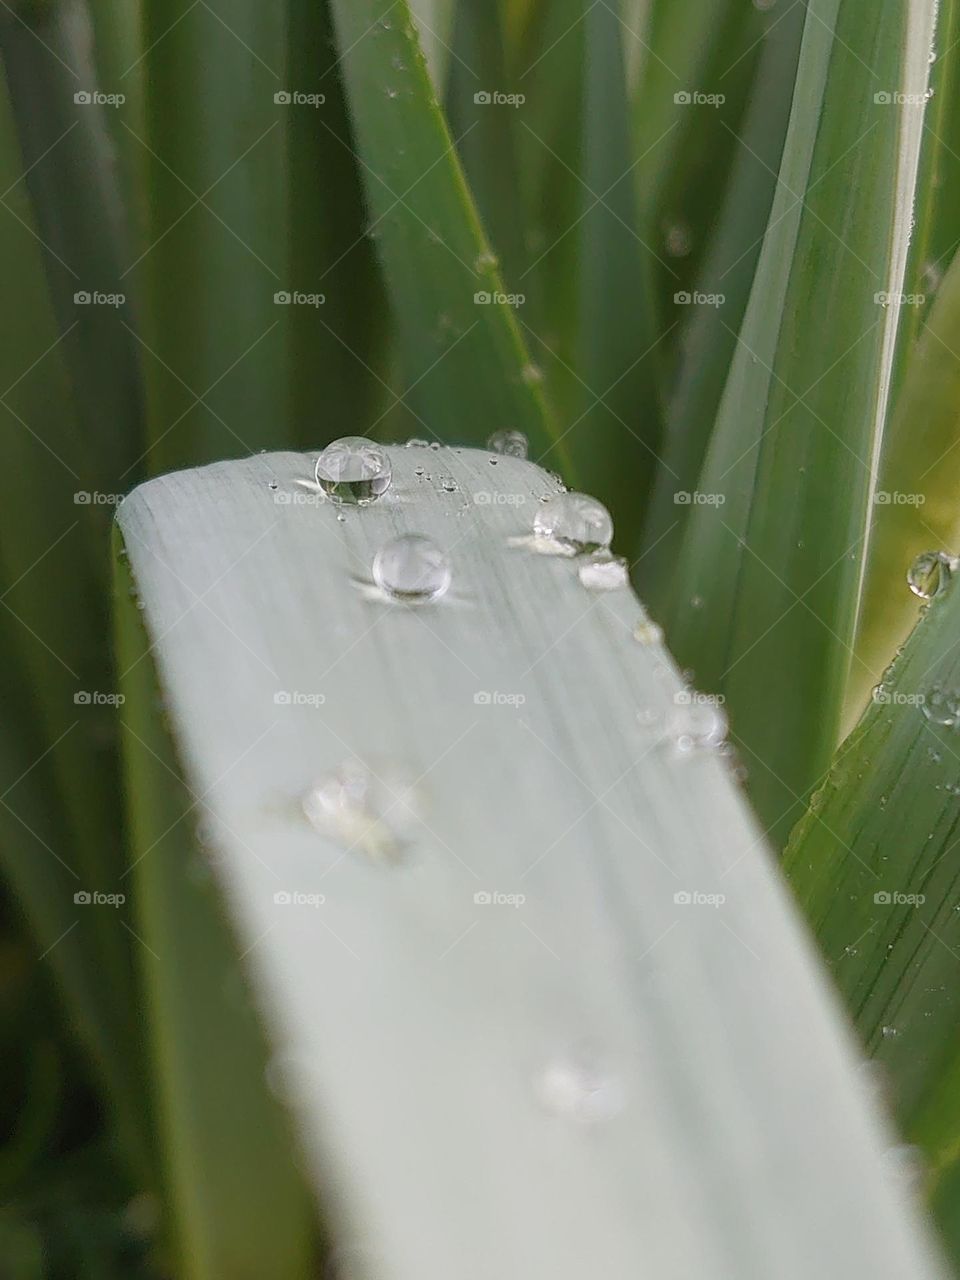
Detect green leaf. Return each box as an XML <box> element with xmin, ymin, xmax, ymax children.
<box><xmin>639</xmin><ymin>0</ymin><xmax>806</xmax><ymax>607</ymax></box>
<box><xmin>116</xmin><ymin>445</ymin><xmax>947</xmax><ymax>1277</ymax></box>
<box><xmin>851</xmin><ymin>247</ymin><xmax>960</xmax><ymax>719</ymax></box>
<box><xmin>328</xmin><ymin>0</ymin><xmax>568</xmax><ymax>468</ymax></box>
<box><xmin>784</xmin><ymin>575</ymin><xmax>960</xmax><ymax>1258</ymax></box>
<box><xmin>661</xmin><ymin>0</ymin><xmax>938</xmax><ymax>844</ymax></box>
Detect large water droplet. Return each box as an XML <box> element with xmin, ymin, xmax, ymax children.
<box><xmin>373</xmin><ymin>534</ymin><xmax>451</xmax><ymax>603</ymax></box>
<box><xmin>315</xmin><ymin>437</ymin><xmax>392</xmax><ymax>505</ymax></box>
<box><xmin>578</xmin><ymin>554</ymin><xmax>629</xmax><ymax>591</ymax></box>
<box><xmin>907</xmin><ymin>550</ymin><xmax>956</xmax><ymax>599</ymax></box>
<box><xmin>535</xmin><ymin>1048</ymin><xmax>624</xmax><ymax>1123</ymax></box>
<box><xmin>302</xmin><ymin>759</ymin><xmax>420</xmax><ymax>863</ymax></box>
<box><xmin>667</xmin><ymin>696</ymin><xmax>728</xmax><ymax>754</ymax></box>
<box><xmin>921</xmin><ymin>686</ymin><xmax>960</xmax><ymax>728</ymax></box>
<box><xmin>533</xmin><ymin>493</ymin><xmax>614</xmax><ymax>554</ymax></box>
<box><xmin>487</xmin><ymin>429</ymin><xmax>529</xmax><ymax>459</ymax></box>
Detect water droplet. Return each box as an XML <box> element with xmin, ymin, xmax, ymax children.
<box><xmin>533</xmin><ymin>493</ymin><xmax>614</xmax><ymax>554</ymax></box>
<box><xmin>487</xmin><ymin>429</ymin><xmax>529</xmax><ymax>459</ymax></box>
<box><xmin>302</xmin><ymin>759</ymin><xmax>421</xmax><ymax>863</ymax></box>
<box><xmin>535</xmin><ymin>1048</ymin><xmax>624</xmax><ymax>1123</ymax></box>
<box><xmin>267</xmin><ymin>480</ymin><xmax>279</xmax><ymax>491</ymax></box>
<box><xmin>578</xmin><ymin>554</ymin><xmax>629</xmax><ymax>591</ymax></box>
<box><xmin>385</xmin><ymin>86</ymin><xmax>400</xmax><ymax>99</ymax></box>
<box><xmin>907</xmin><ymin>550</ymin><xmax>955</xmax><ymax>599</ymax></box>
<box><xmin>475</xmin><ymin>250</ymin><xmax>499</xmax><ymax>272</ymax></box>
<box><xmin>667</xmin><ymin>698</ymin><xmax>728</xmax><ymax>754</ymax></box>
<box><xmin>315</xmin><ymin>437</ymin><xmax>392</xmax><ymax>505</ymax></box>
<box><xmin>881</xmin><ymin>1024</ymin><xmax>899</xmax><ymax>1039</ymax></box>
<box><xmin>429</xmin><ymin>441</ymin><xmax>441</xmax><ymax>451</ymax></box>
<box><xmin>439</xmin><ymin>476</ymin><xmax>458</xmax><ymax>493</ymax></box>
<box><xmin>690</xmin><ymin>594</ymin><xmax>703</xmax><ymax>609</ymax></box>
<box><xmin>921</xmin><ymin>686</ymin><xmax>960</xmax><ymax>728</ymax></box>
<box><xmin>633</xmin><ymin>619</ymin><xmax>664</xmax><ymax>645</ymax></box>
<box><xmin>405</xmin><ymin>438</ymin><xmax>429</xmax><ymax>448</ymax></box>
<box><xmin>521</xmin><ymin>363</ymin><xmax>544</xmax><ymax>385</ymax></box>
<box><xmin>373</xmin><ymin>534</ymin><xmax>451</xmax><ymax>603</ymax></box>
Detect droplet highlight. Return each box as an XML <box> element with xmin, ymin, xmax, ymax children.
<box><xmin>302</xmin><ymin>759</ymin><xmax>421</xmax><ymax>863</ymax></box>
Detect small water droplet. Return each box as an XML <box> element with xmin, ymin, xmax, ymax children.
<box><xmin>373</xmin><ymin>534</ymin><xmax>451</xmax><ymax>603</ymax></box>
<box><xmin>578</xmin><ymin>554</ymin><xmax>629</xmax><ymax>591</ymax></box>
<box><xmin>475</xmin><ymin>250</ymin><xmax>499</xmax><ymax>272</ymax></box>
<box><xmin>881</xmin><ymin>1024</ymin><xmax>899</xmax><ymax>1039</ymax></box>
<box><xmin>267</xmin><ymin>480</ymin><xmax>279</xmax><ymax>492</ymax></box>
<box><xmin>535</xmin><ymin>1048</ymin><xmax>624</xmax><ymax>1123</ymax></box>
<box><xmin>302</xmin><ymin>759</ymin><xmax>421</xmax><ymax>863</ymax></box>
<box><xmin>667</xmin><ymin>698</ymin><xmax>728</xmax><ymax>754</ymax></box>
<box><xmin>690</xmin><ymin>594</ymin><xmax>703</xmax><ymax>609</ymax></box>
<box><xmin>439</xmin><ymin>476</ymin><xmax>458</xmax><ymax>492</ymax></box>
<box><xmin>405</xmin><ymin>438</ymin><xmax>430</xmax><ymax>448</ymax></box>
<box><xmin>487</xmin><ymin>429</ymin><xmax>529</xmax><ymax>459</ymax></box>
<box><xmin>922</xmin><ymin>686</ymin><xmax>960</xmax><ymax>728</ymax></box>
<box><xmin>315</xmin><ymin>437</ymin><xmax>392</xmax><ymax>505</ymax></box>
<box><xmin>429</xmin><ymin>441</ymin><xmax>441</xmax><ymax>451</ymax></box>
<box><xmin>907</xmin><ymin>550</ymin><xmax>955</xmax><ymax>599</ymax></box>
<box><xmin>633</xmin><ymin>619</ymin><xmax>664</xmax><ymax>645</ymax></box>
<box><xmin>521</xmin><ymin>363</ymin><xmax>544</xmax><ymax>385</ymax></box>
<box><xmin>385</xmin><ymin>86</ymin><xmax>400</xmax><ymax>99</ymax></box>
<box><xmin>664</xmin><ymin>220</ymin><xmax>693</xmax><ymax>258</ymax></box>
<box><xmin>533</xmin><ymin>493</ymin><xmax>614</xmax><ymax>554</ymax></box>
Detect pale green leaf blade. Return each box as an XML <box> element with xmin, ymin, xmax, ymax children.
<box><xmin>115</xmin><ymin>446</ymin><xmax>947</xmax><ymax>1279</ymax></box>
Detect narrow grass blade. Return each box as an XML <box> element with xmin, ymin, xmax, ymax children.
<box><xmin>0</xmin><ymin>0</ymin><xmax>144</xmax><ymax>489</ymax></box>
<box><xmin>114</xmin><ymin>539</ymin><xmax>316</xmax><ymax>1279</ymax></box>
<box><xmin>136</xmin><ymin>0</ymin><xmax>290</xmax><ymax>472</ymax></box>
<box><xmin>850</xmin><ymin>248</ymin><xmax>960</xmax><ymax>718</ymax></box>
<box><xmin>569</xmin><ymin>0</ymin><xmax>660</xmax><ymax>547</ymax></box>
<box><xmin>328</xmin><ymin>0</ymin><xmax>567</xmax><ymax>468</ymax></box>
<box><xmin>639</xmin><ymin>0</ymin><xmax>806</xmax><ymax>606</ymax></box>
<box><xmin>116</xmin><ymin>445</ymin><xmax>947</xmax><ymax>1278</ymax></box>
<box><xmin>286</xmin><ymin>0</ymin><xmax>389</xmax><ymax>438</ymax></box>
<box><xmin>784</xmin><ymin>577</ymin><xmax>960</xmax><ymax>1262</ymax></box>
<box><xmin>0</xmin><ymin>75</ymin><xmax>150</xmax><ymax>1173</ymax></box>
<box><xmin>409</xmin><ymin>0</ymin><xmax>456</xmax><ymax>86</ymax></box>
<box><xmin>661</xmin><ymin>0</ymin><xmax>938</xmax><ymax>844</ymax></box>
